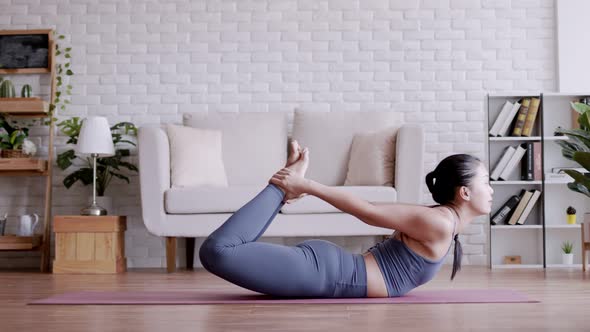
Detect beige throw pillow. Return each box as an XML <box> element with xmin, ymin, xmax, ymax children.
<box><xmin>166</xmin><ymin>124</ymin><xmax>228</xmax><ymax>188</ymax></box>
<box><xmin>344</xmin><ymin>127</ymin><xmax>396</xmax><ymax>186</ymax></box>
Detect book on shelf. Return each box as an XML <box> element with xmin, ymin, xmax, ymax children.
<box><xmin>551</xmin><ymin>167</ymin><xmax>588</xmax><ymax>174</ymax></box>
<box><xmin>521</xmin><ymin>97</ymin><xmax>540</xmax><ymax>137</ymax></box>
<box><xmin>511</xmin><ymin>98</ymin><xmax>531</xmax><ymax>136</ymax></box>
<box><xmin>515</xmin><ymin>190</ymin><xmax>541</xmax><ymax>225</ymax></box>
<box><xmin>489</xmin><ymin>101</ymin><xmax>521</xmax><ymax>137</ymax></box>
<box><xmin>521</xmin><ymin>142</ymin><xmax>534</xmax><ymax>181</ymax></box>
<box><xmin>490</xmin><ymin>191</ymin><xmax>523</xmax><ymax>225</ymax></box>
<box><xmin>490</xmin><ymin>146</ymin><xmax>516</xmax><ymax>181</ymax></box>
<box><xmin>545</xmin><ymin>172</ymin><xmax>575</xmax><ymax>183</ymax></box>
<box><xmin>499</xmin><ymin>143</ymin><xmax>527</xmax><ymax>181</ymax></box>
<box><xmin>489</xmin><ymin>101</ymin><xmax>513</xmax><ymax>137</ymax></box>
<box><xmin>497</xmin><ymin>101</ymin><xmax>521</xmax><ymax>137</ymax></box>
<box><xmin>507</xmin><ymin>190</ymin><xmax>534</xmax><ymax>225</ymax></box>
<box><xmin>533</xmin><ymin>142</ymin><xmax>542</xmax><ymax>180</ymax></box>
<box><xmin>546</xmin><ymin>167</ymin><xmax>589</xmax><ymax>182</ymax></box>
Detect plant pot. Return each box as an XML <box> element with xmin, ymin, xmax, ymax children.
<box><xmin>567</xmin><ymin>214</ymin><xmax>576</xmax><ymax>224</ymax></box>
<box><xmin>562</xmin><ymin>253</ymin><xmax>574</xmax><ymax>265</ymax></box>
<box><xmin>87</xmin><ymin>196</ymin><xmax>114</xmax><ymax>215</ymax></box>
<box><xmin>1</xmin><ymin>149</ymin><xmax>27</xmax><ymax>158</ymax></box>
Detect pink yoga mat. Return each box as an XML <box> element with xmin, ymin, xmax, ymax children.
<box><xmin>29</xmin><ymin>289</ymin><xmax>538</xmax><ymax>305</ymax></box>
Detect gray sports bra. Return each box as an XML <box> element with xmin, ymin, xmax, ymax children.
<box><xmin>367</xmin><ymin>208</ymin><xmax>457</xmax><ymax>297</ymax></box>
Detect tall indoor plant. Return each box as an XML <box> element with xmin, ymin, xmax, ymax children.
<box><xmin>554</xmin><ymin>102</ymin><xmax>590</xmax><ymax>198</ymax></box>
<box><xmin>56</xmin><ymin>117</ymin><xmax>138</xmax><ymax>210</ymax></box>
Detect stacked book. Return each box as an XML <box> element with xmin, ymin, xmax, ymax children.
<box><xmin>490</xmin><ymin>189</ymin><xmax>542</xmax><ymax>225</ymax></box>
<box><xmin>490</xmin><ymin>142</ymin><xmax>542</xmax><ymax>181</ymax></box>
<box><xmin>489</xmin><ymin>97</ymin><xmax>540</xmax><ymax>137</ymax></box>
<box><xmin>545</xmin><ymin>167</ymin><xmax>587</xmax><ymax>183</ymax></box>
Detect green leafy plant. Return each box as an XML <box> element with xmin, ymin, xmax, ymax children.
<box><xmin>56</xmin><ymin>117</ymin><xmax>138</xmax><ymax>196</ymax></box>
<box><xmin>46</xmin><ymin>32</ymin><xmax>74</xmax><ymax>126</ymax></box>
<box><xmin>561</xmin><ymin>240</ymin><xmax>574</xmax><ymax>254</ymax></box>
<box><xmin>554</xmin><ymin>102</ymin><xmax>590</xmax><ymax>199</ymax></box>
<box><xmin>0</xmin><ymin>114</ymin><xmax>29</xmax><ymax>150</ymax></box>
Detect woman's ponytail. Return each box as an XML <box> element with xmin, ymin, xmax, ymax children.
<box><xmin>450</xmin><ymin>234</ymin><xmax>463</xmax><ymax>280</ymax></box>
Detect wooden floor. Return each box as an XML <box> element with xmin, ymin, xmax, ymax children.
<box><xmin>0</xmin><ymin>266</ymin><xmax>589</xmax><ymax>332</ymax></box>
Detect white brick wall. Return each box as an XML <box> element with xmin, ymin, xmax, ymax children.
<box><xmin>0</xmin><ymin>0</ymin><xmax>556</xmax><ymax>269</ymax></box>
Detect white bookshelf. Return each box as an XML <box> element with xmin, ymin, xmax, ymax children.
<box><xmin>491</xmin><ymin>264</ymin><xmax>544</xmax><ymax>269</ymax></box>
<box><xmin>486</xmin><ymin>93</ymin><xmax>589</xmax><ymax>269</ymax></box>
<box><xmin>490</xmin><ymin>136</ymin><xmax>542</xmax><ymax>141</ymax></box>
<box><xmin>491</xmin><ymin>181</ymin><xmax>542</xmax><ymax>185</ymax></box>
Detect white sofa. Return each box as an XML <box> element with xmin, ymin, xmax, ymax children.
<box><xmin>138</xmin><ymin>111</ymin><xmax>424</xmax><ymax>272</ymax></box>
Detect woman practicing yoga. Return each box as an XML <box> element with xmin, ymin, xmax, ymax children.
<box><xmin>199</xmin><ymin>141</ymin><xmax>494</xmax><ymax>298</ymax></box>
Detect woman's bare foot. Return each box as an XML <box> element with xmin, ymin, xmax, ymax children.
<box><xmin>286</xmin><ymin>147</ymin><xmax>309</xmax><ymax>178</ymax></box>
<box><xmin>286</xmin><ymin>139</ymin><xmax>301</xmax><ymax>167</ymax></box>
<box><xmin>282</xmin><ymin>147</ymin><xmax>309</xmax><ymax>202</ymax></box>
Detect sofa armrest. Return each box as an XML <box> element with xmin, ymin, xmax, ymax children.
<box><xmin>138</xmin><ymin>126</ymin><xmax>170</xmax><ymax>236</ymax></box>
<box><xmin>395</xmin><ymin>124</ymin><xmax>424</xmax><ymax>204</ymax></box>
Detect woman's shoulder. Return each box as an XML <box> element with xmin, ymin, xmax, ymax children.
<box><xmin>423</xmin><ymin>205</ymin><xmax>456</xmax><ymax>237</ymax></box>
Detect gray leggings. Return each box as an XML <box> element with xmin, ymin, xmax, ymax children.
<box><xmin>199</xmin><ymin>184</ymin><xmax>367</xmax><ymax>298</ymax></box>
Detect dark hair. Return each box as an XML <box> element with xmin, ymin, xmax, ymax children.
<box><xmin>425</xmin><ymin>154</ymin><xmax>482</xmax><ymax>281</ymax></box>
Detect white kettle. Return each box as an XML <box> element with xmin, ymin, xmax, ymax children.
<box><xmin>18</xmin><ymin>213</ymin><xmax>39</xmax><ymax>237</ymax></box>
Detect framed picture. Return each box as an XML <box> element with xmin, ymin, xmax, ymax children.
<box><xmin>0</xmin><ymin>29</ymin><xmax>53</xmax><ymax>74</ymax></box>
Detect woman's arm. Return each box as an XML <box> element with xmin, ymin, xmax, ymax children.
<box><xmin>306</xmin><ymin>180</ymin><xmax>451</xmax><ymax>243</ymax></box>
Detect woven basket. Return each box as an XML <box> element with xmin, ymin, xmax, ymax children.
<box><xmin>1</xmin><ymin>149</ymin><xmax>27</xmax><ymax>158</ymax></box>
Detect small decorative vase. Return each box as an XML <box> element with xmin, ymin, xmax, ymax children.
<box><xmin>562</xmin><ymin>253</ymin><xmax>574</xmax><ymax>265</ymax></box>
<box><xmin>567</xmin><ymin>214</ymin><xmax>576</xmax><ymax>225</ymax></box>
<box><xmin>1</xmin><ymin>149</ymin><xmax>27</xmax><ymax>158</ymax></box>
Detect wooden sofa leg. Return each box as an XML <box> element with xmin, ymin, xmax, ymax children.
<box><xmin>166</xmin><ymin>237</ymin><xmax>176</xmax><ymax>273</ymax></box>
<box><xmin>186</xmin><ymin>237</ymin><xmax>195</xmax><ymax>270</ymax></box>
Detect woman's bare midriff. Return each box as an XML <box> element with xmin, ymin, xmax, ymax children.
<box><xmin>362</xmin><ymin>251</ymin><xmax>389</xmax><ymax>297</ymax></box>
<box><xmin>362</xmin><ymin>232</ymin><xmax>450</xmax><ymax>298</ymax></box>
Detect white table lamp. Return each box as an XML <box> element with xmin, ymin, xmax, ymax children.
<box><xmin>76</xmin><ymin>116</ymin><xmax>115</xmax><ymax>216</ymax></box>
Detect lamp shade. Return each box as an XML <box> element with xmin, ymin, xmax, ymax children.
<box><xmin>76</xmin><ymin>116</ymin><xmax>115</xmax><ymax>157</ymax></box>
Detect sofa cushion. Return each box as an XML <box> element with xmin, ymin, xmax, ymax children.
<box><xmin>344</xmin><ymin>127</ymin><xmax>397</xmax><ymax>186</ymax></box>
<box><xmin>183</xmin><ymin>112</ymin><xmax>288</xmax><ymax>185</ymax></box>
<box><xmin>166</xmin><ymin>124</ymin><xmax>228</xmax><ymax>188</ymax></box>
<box><xmin>280</xmin><ymin>186</ymin><xmax>397</xmax><ymax>214</ymax></box>
<box><xmin>291</xmin><ymin>110</ymin><xmax>403</xmax><ymax>186</ymax></box>
<box><xmin>165</xmin><ymin>185</ymin><xmax>266</xmax><ymax>214</ymax></box>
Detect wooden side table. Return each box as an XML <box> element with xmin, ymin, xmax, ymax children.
<box><xmin>53</xmin><ymin>215</ymin><xmax>127</xmax><ymax>274</ymax></box>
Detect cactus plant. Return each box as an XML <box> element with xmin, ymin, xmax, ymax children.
<box><xmin>20</xmin><ymin>84</ymin><xmax>32</xmax><ymax>98</ymax></box>
<box><xmin>567</xmin><ymin>206</ymin><xmax>576</xmax><ymax>215</ymax></box>
<box><xmin>0</xmin><ymin>79</ymin><xmax>16</xmax><ymax>97</ymax></box>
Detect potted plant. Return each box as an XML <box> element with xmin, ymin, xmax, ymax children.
<box><xmin>566</xmin><ymin>206</ymin><xmax>577</xmax><ymax>224</ymax></box>
<box><xmin>56</xmin><ymin>117</ymin><xmax>138</xmax><ymax>212</ymax></box>
<box><xmin>561</xmin><ymin>240</ymin><xmax>574</xmax><ymax>265</ymax></box>
<box><xmin>0</xmin><ymin>114</ymin><xmax>36</xmax><ymax>158</ymax></box>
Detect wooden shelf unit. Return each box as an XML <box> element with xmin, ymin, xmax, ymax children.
<box><xmin>486</xmin><ymin>93</ymin><xmax>590</xmax><ymax>270</ymax></box>
<box><xmin>0</xmin><ymin>98</ymin><xmax>49</xmax><ymax>115</ymax></box>
<box><xmin>0</xmin><ymin>158</ymin><xmax>48</xmax><ymax>174</ymax></box>
<box><xmin>0</xmin><ymin>29</ymin><xmax>56</xmax><ymax>272</ymax></box>
<box><xmin>0</xmin><ymin>235</ymin><xmax>42</xmax><ymax>250</ymax></box>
